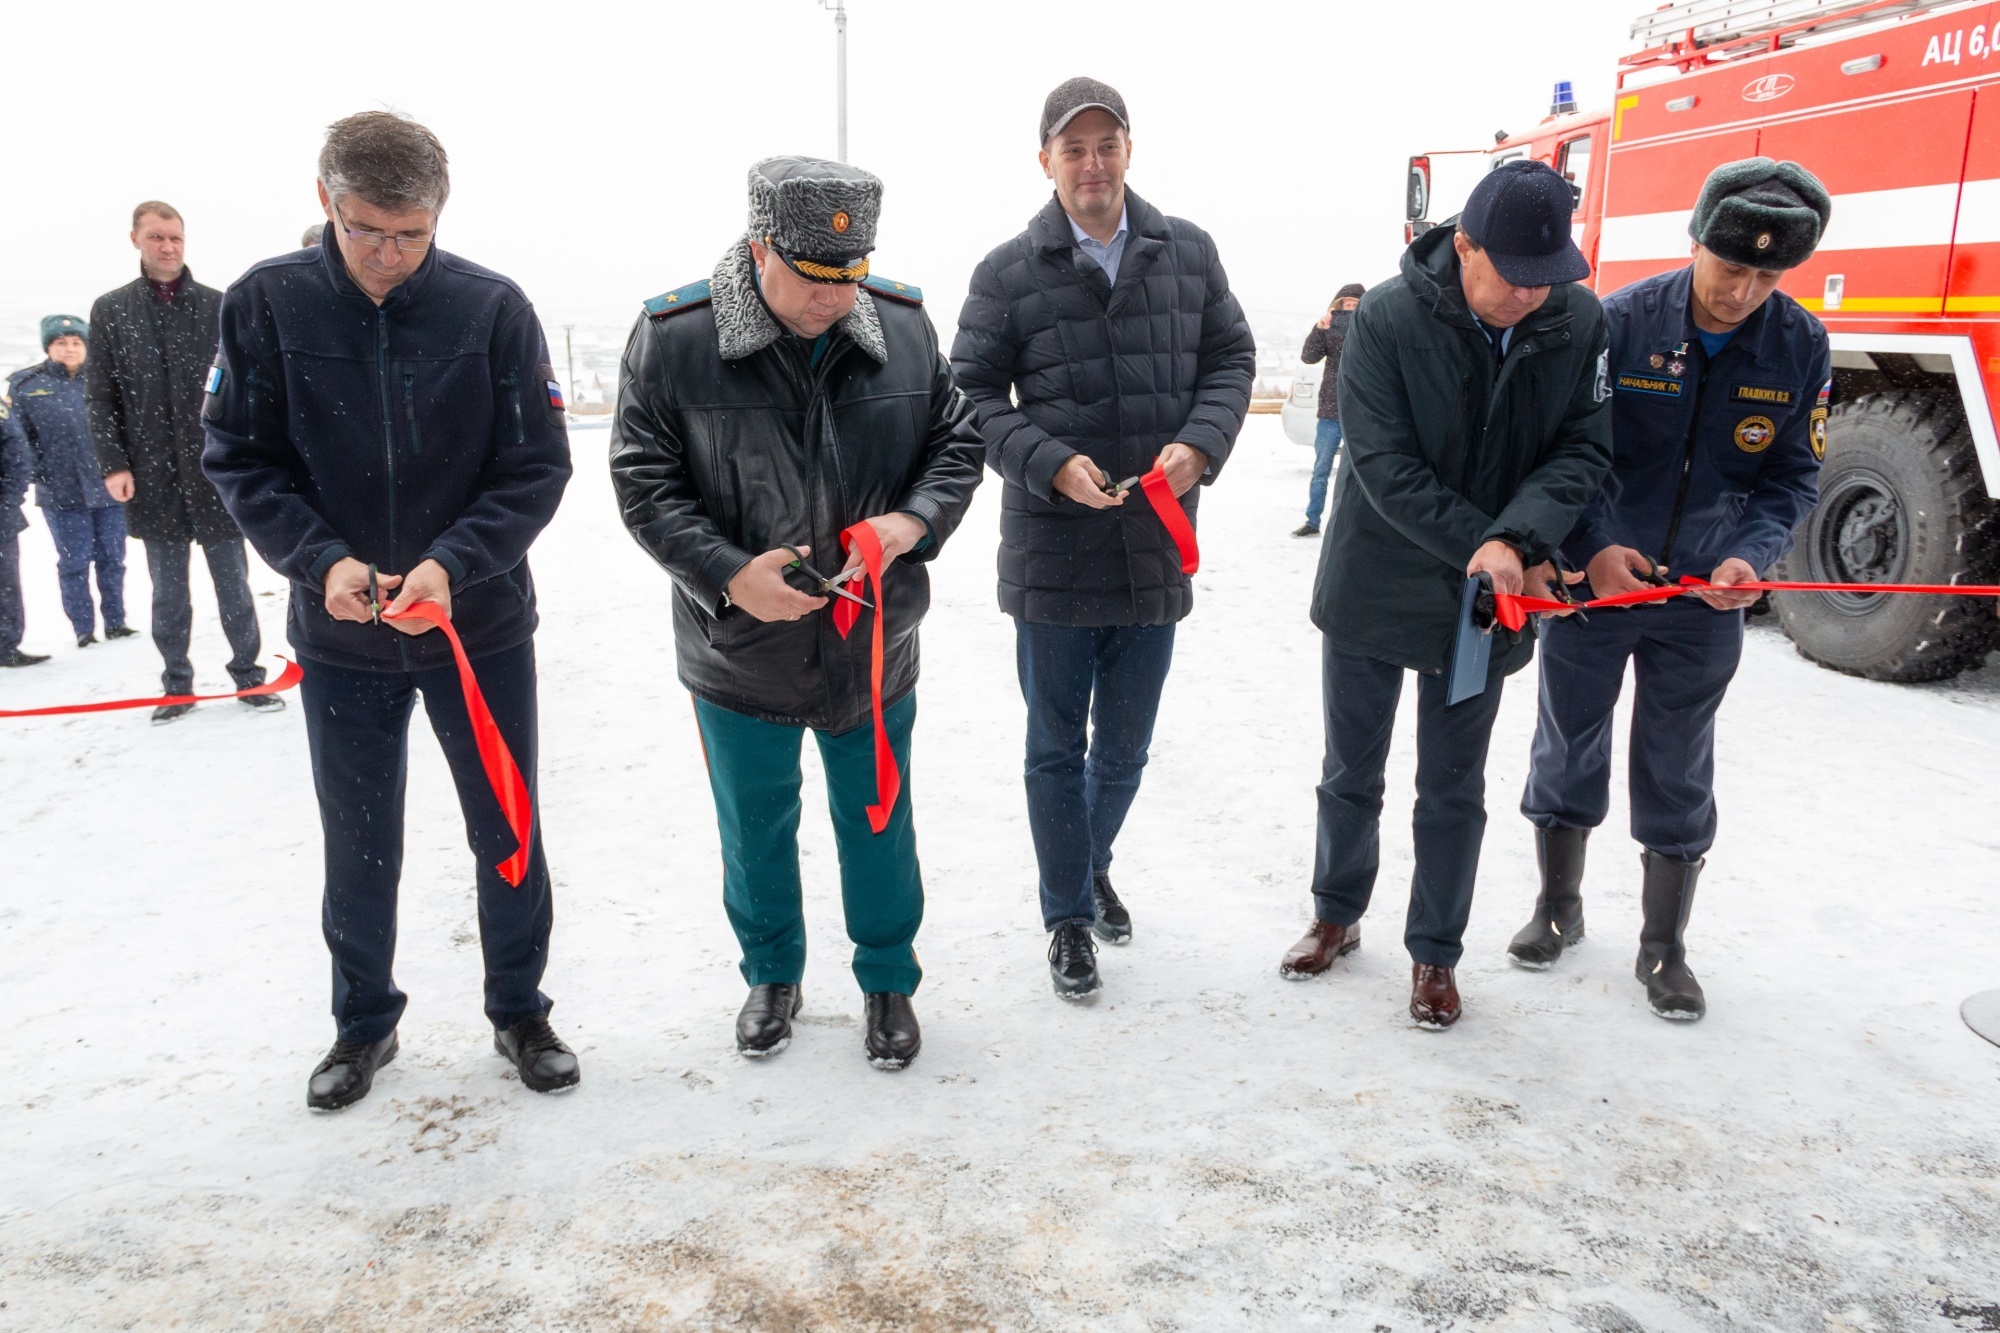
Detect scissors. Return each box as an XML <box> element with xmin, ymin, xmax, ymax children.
<box><xmin>1540</xmin><ymin>565</ymin><xmax>1590</xmax><ymax>623</ymax></box>
<box><xmin>780</xmin><ymin>545</ymin><xmax>872</xmax><ymax>611</ymax></box>
<box><xmin>367</xmin><ymin>563</ymin><xmax>383</xmax><ymax>624</ymax></box>
<box><xmin>1101</xmin><ymin>474</ymin><xmax>1141</xmax><ymax>497</ymax></box>
<box><xmin>1637</xmin><ymin>555</ymin><xmax>1674</xmax><ymax>588</ymax></box>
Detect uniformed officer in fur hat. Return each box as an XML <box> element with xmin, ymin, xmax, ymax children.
<box><xmin>1513</xmin><ymin>157</ymin><xmax>1833</xmax><ymax>1021</ymax></box>
<box><xmin>610</xmin><ymin>156</ymin><xmax>985</xmax><ymax>1070</ymax></box>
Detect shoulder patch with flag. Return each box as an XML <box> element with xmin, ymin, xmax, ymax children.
<box><xmin>546</xmin><ymin>378</ymin><xmax>565</xmax><ymax>410</ymax></box>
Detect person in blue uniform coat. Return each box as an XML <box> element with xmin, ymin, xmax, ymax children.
<box><xmin>1513</xmin><ymin>158</ymin><xmax>1833</xmax><ymax>1021</ymax></box>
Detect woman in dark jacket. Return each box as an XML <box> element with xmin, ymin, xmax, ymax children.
<box><xmin>1295</xmin><ymin>281</ymin><xmax>1367</xmax><ymax>537</ymax></box>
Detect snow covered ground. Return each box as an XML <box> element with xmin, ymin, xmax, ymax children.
<box><xmin>4</xmin><ymin>416</ymin><xmax>1999</xmax><ymax>1332</ymax></box>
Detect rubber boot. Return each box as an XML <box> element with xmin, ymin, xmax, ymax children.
<box><xmin>1635</xmin><ymin>850</ymin><xmax>1706</xmax><ymax>1021</ymax></box>
<box><xmin>1507</xmin><ymin>827</ymin><xmax>1588</xmax><ymax>970</ymax></box>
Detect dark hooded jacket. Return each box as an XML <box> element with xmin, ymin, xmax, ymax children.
<box><xmin>609</xmin><ymin>241</ymin><xmax>985</xmax><ymax>734</ymax></box>
<box><xmin>9</xmin><ymin>359</ymin><xmax>115</xmax><ymax>511</ymax></box>
<box><xmin>1300</xmin><ymin>310</ymin><xmax>1353</xmax><ymax>421</ymax></box>
<box><xmin>1312</xmin><ymin>222</ymin><xmax>1614</xmax><ymax>676</ymax></box>
<box><xmin>87</xmin><ymin>269</ymin><xmax>240</xmax><ymax>543</ymax></box>
<box><xmin>950</xmin><ymin>190</ymin><xmax>1255</xmax><ymax>626</ymax></box>
<box><xmin>201</xmin><ymin>237</ymin><xmax>573</xmax><ymax>672</ymax></box>
<box><xmin>0</xmin><ymin>399</ymin><xmax>29</xmax><ymax>538</ymax></box>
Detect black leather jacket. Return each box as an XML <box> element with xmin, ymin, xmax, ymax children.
<box><xmin>610</xmin><ymin>243</ymin><xmax>985</xmax><ymax>733</ymax></box>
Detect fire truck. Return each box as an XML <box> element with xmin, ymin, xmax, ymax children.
<box><xmin>1403</xmin><ymin>0</ymin><xmax>2000</xmax><ymax>681</ymax></box>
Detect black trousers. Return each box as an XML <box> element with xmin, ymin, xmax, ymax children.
<box><xmin>0</xmin><ymin>529</ymin><xmax>21</xmax><ymax>652</ymax></box>
<box><xmin>299</xmin><ymin>641</ymin><xmax>553</xmax><ymax>1043</ymax></box>
<box><xmin>1311</xmin><ymin>639</ymin><xmax>1507</xmax><ymax>968</ymax></box>
<box><xmin>143</xmin><ymin>537</ymin><xmax>262</xmax><ymax>695</ymax></box>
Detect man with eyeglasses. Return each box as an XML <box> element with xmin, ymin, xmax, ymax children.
<box><xmin>203</xmin><ymin>111</ymin><xmax>577</xmax><ymax>1111</ymax></box>
<box><xmin>87</xmin><ymin>201</ymin><xmax>270</xmax><ymax>723</ymax></box>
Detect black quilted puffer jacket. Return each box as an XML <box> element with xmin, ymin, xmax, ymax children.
<box><xmin>951</xmin><ymin>191</ymin><xmax>1255</xmax><ymax>627</ymax></box>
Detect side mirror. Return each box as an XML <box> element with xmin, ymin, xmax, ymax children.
<box><xmin>1406</xmin><ymin>156</ymin><xmax>1430</xmax><ymax>222</ymax></box>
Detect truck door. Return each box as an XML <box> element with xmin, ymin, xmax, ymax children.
<box><xmin>1557</xmin><ymin>132</ymin><xmax>1600</xmax><ymax>277</ymax></box>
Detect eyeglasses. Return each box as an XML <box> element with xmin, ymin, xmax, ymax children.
<box><xmin>335</xmin><ymin>209</ymin><xmax>433</xmax><ymax>255</ymax></box>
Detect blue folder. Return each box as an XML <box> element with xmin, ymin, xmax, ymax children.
<box><xmin>1446</xmin><ymin>573</ymin><xmax>1494</xmax><ymax>707</ymax></box>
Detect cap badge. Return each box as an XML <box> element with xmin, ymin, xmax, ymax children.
<box><xmin>831</xmin><ymin>211</ymin><xmax>852</xmax><ymax>235</ymax></box>
<box><xmin>1755</xmin><ymin>231</ymin><xmax>1773</xmax><ymax>250</ymax></box>
<box><xmin>1650</xmin><ymin>354</ymin><xmax>1665</xmax><ymax>369</ymax></box>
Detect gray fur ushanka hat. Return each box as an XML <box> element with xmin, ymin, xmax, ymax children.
<box><xmin>748</xmin><ymin>155</ymin><xmax>882</xmax><ymax>283</ymax></box>
<box><xmin>1688</xmin><ymin>157</ymin><xmax>1832</xmax><ymax>270</ymax></box>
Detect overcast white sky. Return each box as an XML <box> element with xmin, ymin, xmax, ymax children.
<box><xmin>0</xmin><ymin>0</ymin><xmax>1637</xmax><ymax>351</ymax></box>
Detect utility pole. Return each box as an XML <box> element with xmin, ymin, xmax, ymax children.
<box><xmin>562</xmin><ymin>325</ymin><xmax>576</xmax><ymax>414</ymax></box>
<box><xmin>818</xmin><ymin>0</ymin><xmax>848</xmax><ymax>161</ymax></box>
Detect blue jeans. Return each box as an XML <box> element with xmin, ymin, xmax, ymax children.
<box><xmin>1015</xmin><ymin>619</ymin><xmax>1177</xmax><ymax>930</ymax></box>
<box><xmin>1306</xmin><ymin>418</ymin><xmax>1343</xmax><ymax>526</ymax></box>
<box><xmin>44</xmin><ymin>506</ymin><xmax>127</xmax><ymax>638</ymax></box>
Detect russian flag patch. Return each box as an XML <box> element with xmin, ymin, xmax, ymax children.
<box><xmin>546</xmin><ymin>379</ymin><xmax>565</xmax><ymax>410</ymax></box>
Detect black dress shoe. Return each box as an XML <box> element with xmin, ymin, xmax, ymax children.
<box><xmin>240</xmin><ymin>692</ymin><xmax>286</xmax><ymax>711</ymax></box>
<box><xmin>863</xmin><ymin>992</ymin><xmax>921</xmax><ymax>1070</ymax></box>
<box><xmin>151</xmin><ymin>701</ymin><xmax>195</xmax><ymax>724</ymax></box>
<box><xmin>76</xmin><ymin>632</ymin><xmax>97</xmax><ymax>648</ymax></box>
<box><xmin>1048</xmin><ymin>920</ymin><xmax>1101</xmax><ymax>1000</ymax></box>
<box><xmin>307</xmin><ymin>1031</ymin><xmax>399</xmax><ymax>1111</ymax></box>
<box><xmin>1291</xmin><ymin>523</ymin><xmax>1321</xmax><ymax>538</ymax></box>
<box><xmin>736</xmin><ymin>983</ymin><xmax>802</xmax><ymax>1057</ymax></box>
<box><xmin>495</xmin><ymin>1015</ymin><xmax>580</xmax><ymax>1092</ymax></box>
<box><xmin>0</xmin><ymin>648</ymin><xmax>50</xmax><ymax>667</ymax></box>
<box><xmin>104</xmin><ymin>625</ymin><xmax>141</xmax><ymax>640</ymax></box>
<box><xmin>1091</xmin><ymin>874</ymin><xmax>1132</xmax><ymax>944</ymax></box>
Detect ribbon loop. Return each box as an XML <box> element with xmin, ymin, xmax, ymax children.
<box><xmin>1139</xmin><ymin>463</ymin><xmax>1200</xmax><ymax>575</ymax></box>
<box><xmin>834</xmin><ymin>522</ymin><xmax>899</xmax><ymax>835</ymax></box>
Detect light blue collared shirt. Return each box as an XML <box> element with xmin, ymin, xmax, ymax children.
<box><xmin>1068</xmin><ymin>204</ymin><xmax>1130</xmax><ymax>286</ymax></box>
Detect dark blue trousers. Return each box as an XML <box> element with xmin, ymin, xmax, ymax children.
<box><xmin>1522</xmin><ymin>599</ymin><xmax>1744</xmax><ymax>861</ymax></box>
<box><xmin>1016</xmin><ymin>618</ymin><xmax>1177</xmax><ymax>930</ymax></box>
<box><xmin>0</xmin><ymin>529</ymin><xmax>21</xmax><ymax>652</ymax></box>
<box><xmin>299</xmin><ymin>641</ymin><xmax>553</xmax><ymax>1043</ymax></box>
<box><xmin>44</xmin><ymin>506</ymin><xmax>127</xmax><ymax>638</ymax></box>
<box><xmin>143</xmin><ymin>537</ymin><xmax>263</xmax><ymax>695</ymax></box>
<box><xmin>1312</xmin><ymin>640</ymin><xmax>1508</xmax><ymax>968</ymax></box>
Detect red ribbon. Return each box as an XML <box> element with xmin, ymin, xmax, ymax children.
<box><xmin>832</xmin><ymin>522</ymin><xmax>900</xmax><ymax>835</ymax></box>
<box><xmin>383</xmin><ymin>601</ymin><xmax>535</xmax><ymax>887</ymax></box>
<box><xmin>1492</xmin><ymin>576</ymin><xmax>2000</xmax><ymax>633</ymax></box>
<box><xmin>0</xmin><ymin>657</ymin><xmax>304</xmax><ymax>719</ymax></box>
<box><xmin>1139</xmin><ymin>463</ymin><xmax>1200</xmax><ymax>575</ymax></box>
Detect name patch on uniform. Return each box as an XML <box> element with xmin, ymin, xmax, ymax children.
<box><xmin>1732</xmin><ymin>383</ymin><xmax>1795</xmax><ymax>406</ymax></box>
<box><xmin>1617</xmin><ymin>373</ymin><xmax>1684</xmax><ymax>398</ymax></box>
<box><xmin>1735</xmin><ymin>415</ymin><xmax>1777</xmax><ymax>453</ymax></box>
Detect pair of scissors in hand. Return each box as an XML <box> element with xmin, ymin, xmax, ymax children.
<box><xmin>367</xmin><ymin>563</ymin><xmax>383</xmax><ymax>624</ymax></box>
<box><xmin>781</xmin><ymin>545</ymin><xmax>872</xmax><ymax>611</ymax></box>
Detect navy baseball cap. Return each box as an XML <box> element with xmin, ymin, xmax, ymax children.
<box><xmin>1458</xmin><ymin>160</ymin><xmax>1591</xmax><ymax>287</ymax></box>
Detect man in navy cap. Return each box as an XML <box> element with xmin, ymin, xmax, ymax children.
<box><xmin>1512</xmin><ymin>158</ymin><xmax>1831</xmax><ymax>1021</ymax></box>
<box><xmin>1276</xmin><ymin>159</ymin><xmax>1613</xmax><ymax>1030</ymax></box>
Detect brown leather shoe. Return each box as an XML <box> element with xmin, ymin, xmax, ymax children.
<box><xmin>1410</xmin><ymin>964</ymin><xmax>1461</xmax><ymax>1030</ymax></box>
<box><xmin>1279</xmin><ymin>920</ymin><xmax>1361</xmax><ymax>979</ymax></box>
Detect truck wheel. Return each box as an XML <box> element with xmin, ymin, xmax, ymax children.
<box><xmin>1772</xmin><ymin>390</ymin><xmax>2000</xmax><ymax>682</ymax></box>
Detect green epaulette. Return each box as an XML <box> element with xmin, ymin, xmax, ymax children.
<box><xmin>644</xmin><ymin>279</ymin><xmax>713</xmax><ymax>319</ymax></box>
<box><xmin>862</xmin><ymin>275</ymin><xmax>923</xmax><ymax>305</ymax></box>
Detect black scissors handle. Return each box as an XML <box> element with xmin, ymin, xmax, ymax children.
<box><xmin>367</xmin><ymin>562</ymin><xmax>382</xmax><ymax>624</ymax></box>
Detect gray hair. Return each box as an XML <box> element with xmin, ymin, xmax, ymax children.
<box><xmin>318</xmin><ymin>111</ymin><xmax>450</xmax><ymax>214</ymax></box>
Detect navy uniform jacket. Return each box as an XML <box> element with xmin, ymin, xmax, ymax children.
<box><xmin>1566</xmin><ymin>265</ymin><xmax>1829</xmax><ymax>580</ymax></box>
<box><xmin>0</xmin><ymin>397</ymin><xmax>29</xmax><ymax>538</ymax></box>
<box><xmin>201</xmin><ymin>240</ymin><xmax>573</xmax><ymax>672</ymax></box>
<box><xmin>8</xmin><ymin>360</ymin><xmax>116</xmax><ymax>512</ymax></box>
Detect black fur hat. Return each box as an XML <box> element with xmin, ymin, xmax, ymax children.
<box><xmin>1688</xmin><ymin>157</ymin><xmax>1831</xmax><ymax>270</ymax></box>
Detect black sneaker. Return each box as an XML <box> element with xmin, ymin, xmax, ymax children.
<box><xmin>1091</xmin><ymin>874</ymin><xmax>1132</xmax><ymax>944</ymax></box>
<box><xmin>76</xmin><ymin>632</ymin><xmax>97</xmax><ymax>649</ymax></box>
<box><xmin>495</xmin><ymin>1015</ymin><xmax>580</xmax><ymax>1092</ymax></box>
<box><xmin>0</xmin><ymin>648</ymin><xmax>50</xmax><ymax>667</ymax></box>
<box><xmin>105</xmin><ymin>625</ymin><xmax>141</xmax><ymax>640</ymax></box>
<box><xmin>307</xmin><ymin>1031</ymin><xmax>399</xmax><ymax>1111</ymax></box>
<box><xmin>736</xmin><ymin>983</ymin><xmax>802</xmax><ymax>1057</ymax></box>
<box><xmin>240</xmin><ymin>692</ymin><xmax>286</xmax><ymax>712</ymax></box>
<box><xmin>1048</xmin><ymin>921</ymin><xmax>1101</xmax><ymax>1000</ymax></box>
<box><xmin>1291</xmin><ymin>523</ymin><xmax>1321</xmax><ymax>538</ymax></box>
<box><xmin>152</xmin><ymin>701</ymin><xmax>196</xmax><ymax>725</ymax></box>
<box><xmin>863</xmin><ymin>992</ymin><xmax>921</xmax><ymax>1070</ymax></box>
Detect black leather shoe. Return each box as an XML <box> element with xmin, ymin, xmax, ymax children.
<box><xmin>307</xmin><ymin>1031</ymin><xmax>398</xmax><ymax>1111</ymax></box>
<box><xmin>151</xmin><ymin>701</ymin><xmax>195</xmax><ymax>725</ymax></box>
<box><xmin>0</xmin><ymin>648</ymin><xmax>50</xmax><ymax>667</ymax></box>
<box><xmin>863</xmin><ymin>992</ymin><xmax>921</xmax><ymax>1070</ymax></box>
<box><xmin>1091</xmin><ymin>874</ymin><xmax>1132</xmax><ymax>944</ymax></box>
<box><xmin>736</xmin><ymin>983</ymin><xmax>802</xmax><ymax>1057</ymax></box>
<box><xmin>1048</xmin><ymin>921</ymin><xmax>1101</xmax><ymax>1000</ymax></box>
<box><xmin>1291</xmin><ymin>523</ymin><xmax>1321</xmax><ymax>538</ymax></box>
<box><xmin>494</xmin><ymin>1015</ymin><xmax>581</xmax><ymax>1092</ymax></box>
<box><xmin>76</xmin><ymin>632</ymin><xmax>97</xmax><ymax>649</ymax></box>
<box><xmin>240</xmin><ymin>692</ymin><xmax>286</xmax><ymax>711</ymax></box>
<box><xmin>105</xmin><ymin>625</ymin><xmax>141</xmax><ymax>640</ymax></box>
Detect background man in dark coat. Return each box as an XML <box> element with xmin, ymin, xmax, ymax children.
<box><xmin>1295</xmin><ymin>282</ymin><xmax>1366</xmax><ymax>538</ymax></box>
<box><xmin>0</xmin><ymin>391</ymin><xmax>45</xmax><ymax>667</ymax></box>
<box><xmin>9</xmin><ymin>316</ymin><xmax>135</xmax><ymax>649</ymax></box>
<box><xmin>89</xmin><ymin>201</ymin><xmax>269</xmax><ymax>722</ymax></box>
<box><xmin>612</xmin><ymin>156</ymin><xmax>983</xmax><ymax>1072</ymax></box>
<box><xmin>1279</xmin><ymin>161</ymin><xmax>1614</xmax><ymax>1030</ymax></box>
<box><xmin>952</xmin><ymin>77</ymin><xmax>1255</xmax><ymax>1001</ymax></box>
<box><xmin>203</xmin><ymin>111</ymin><xmax>578</xmax><ymax>1111</ymax></box>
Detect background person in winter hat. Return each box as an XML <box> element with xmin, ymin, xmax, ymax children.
<box><xmin>0</xmin><ymin>390</ymin><xmax>45</xmax><ymax>667</ymax></box>
<box><xmin>611</xmin><ymin>156</ymin><xmax>984</xmax><ymax>1072</ymax></box>
<box><xmin>951</xmin><ymin>77</ymin><xmax>1255</xmax><ymax>1002</ymax></box>
<box><xmin>1514</xmin><ymin>157</ymin><xmax>1832</xmax><ymax>1021</ymax></box>
<box><xmin>1278</xmin><ymin>159</ymin><xmax>1613</xmax><ymax>1030</ymax></box>
<box><xmin>1294</xmin><ymin>281</ymin><xmax>1367</xmax><ymax>538</ymax></box>
<box><xmin>8</xmin><ymin>316</ymin><xmax>136</xmax><ymax>650</ymax></box>
<box><xmin>88</xmin><ymin>202</ymin><xmax>271</xmax><ymax>724</ymax></box>
<box><xmin>203</xmin><ymin>110</ymin><xmax>579</xmax><ymax>1110</ymax></box>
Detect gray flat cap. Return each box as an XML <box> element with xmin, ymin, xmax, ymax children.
<box><xmin>1040</xmin><ymin>76</ymin><xmax>1129</xmax><ymax>144</ymax></box>
<box><xmin>748</xmin><ymin>155</ymin><xmax>882</xmax><ymax>284</ymax></box>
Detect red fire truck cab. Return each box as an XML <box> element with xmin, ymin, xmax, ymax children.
<box><xmin>1404</xmin><ymin>0</ymin><xmax>2000</xmax><ymax>681</ymax></box>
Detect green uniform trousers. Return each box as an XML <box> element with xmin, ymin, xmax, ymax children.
<box><xmin>694</xmin><ymin>691</ymin><xmax>923</xmax><ymax>996</ymax></box>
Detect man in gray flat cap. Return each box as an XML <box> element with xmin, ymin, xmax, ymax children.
<box><xmin>1515</xmin><ymin>157</ymin><xmax>1832</xmax><ymax>1022</ymax></box>
<box><xmin>611</xmin><ymin>156</ymin><xmax>985</xmax><ymax>1071</ymax></box>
